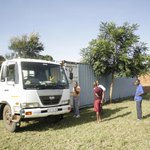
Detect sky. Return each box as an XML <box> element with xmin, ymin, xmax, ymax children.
<box><xmin>0</xmin><ymin>0</ymin><xmax>150</xmax><ymax>62</ymax></box>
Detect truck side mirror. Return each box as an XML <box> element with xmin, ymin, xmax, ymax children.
<box><xmin>69</xmin><ymin>72</ymin><xmax>73</xmax><ymax>80</ymax></box>
<box><xmin>69</xmin><ymin>67</ymin><xmax>73</xmax><ymax>80</ymax></box>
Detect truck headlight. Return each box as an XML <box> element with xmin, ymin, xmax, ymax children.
<box><xmin>61</xmin><ymin>99</ymin><xmax>70</xmax><ymax>105</ymax></box>
<box><xmin>21</xmin><ymin>102</ymin><xmax>40</xmax><ymax>108</ymax></box>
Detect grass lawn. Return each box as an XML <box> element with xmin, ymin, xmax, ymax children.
<box><xmin>0</xmin><ymin>94</ymin><xmax>150</xmax><ymax>150</ymax></box>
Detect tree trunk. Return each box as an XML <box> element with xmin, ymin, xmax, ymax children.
<box><xmin>109</xmin><ymin>73</ymin><xmax>114</xmax><ymax>103</ymax></box>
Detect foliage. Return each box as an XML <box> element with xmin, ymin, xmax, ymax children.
<box><xmin>5</xmin><ymin>52</ymin><xmax>16</xmax><ymax>60</ymax></box>
<box><xmin>38</xmin><ymin>54</ymin><xmax>53</xmax><ymax>61</ymax></box>
<box><xmin>147</xmin><ymin>54</ymin><xmax>150</xmax><ymax>72</ymax></box>
<box><xmin>81</xmin><ymin>22</ymin><xmax>149</xmax><ymax>78</ymax></box>
<box><xmin>0</xmin><ymin>55</ymin><xmax>5</xmax><ymax>62</ymax></box>
<box><xmin>0</xmin><ymin>55</ymin><xmax>5</xmax><ymax>67</ymax></box>
<box><xmin>9</xmin><ymin>33</ymin><xmax>44</xmax><ymax>58</ymax></box>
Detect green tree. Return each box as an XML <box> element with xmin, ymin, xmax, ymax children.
<box><xmin>38</xmin><ymin>54</ymin><xmax>53</xmax><ymax>61</ymax></box>
<box><xmin>0</xmin><ymin>55</ymin><xmax>5</xmax><ymax>66</ymax></box>
<box><xmin>5</xmin><ymin>52</ymin><xmax>16</xmax><ymax>60</ymax></box>
<box><xmin>81</xmin><ymin>22</ymin><xmax>149</xmax><ymax>102</ymax></box>
<box><xmin>9</xmin><ymin>33</ymin><xmax>44</xmax><ymax>58</ymax></box>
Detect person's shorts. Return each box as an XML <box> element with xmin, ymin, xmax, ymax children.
<box><xmin>94</xmin><ymin>99</ymin><xmax>102</xmax><ymax>112</ymax></box>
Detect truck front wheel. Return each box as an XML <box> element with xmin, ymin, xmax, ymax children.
<box><xmin>3</xmin><ymin>105</ymin><xmax>20</xmax><ymax>132</ymax></box>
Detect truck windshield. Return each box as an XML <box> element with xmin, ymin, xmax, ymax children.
<box><xmin>21</xmin><ymin>62</ymin><xmax>69</xmax><ymax>89</ymax></box>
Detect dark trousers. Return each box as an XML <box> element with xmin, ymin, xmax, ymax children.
<box><xmin>73</xmin><ymin>96</ymin><xmax>80</xmax><ymax>116</ymax></box>
<box><xmin>136</xmin><ymin>101</ymin><xmax>142</xmax><ymax>119</ymax></box>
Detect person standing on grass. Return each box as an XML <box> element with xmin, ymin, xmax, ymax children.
<box><xmin>134</xmin><ymin>79</ymin><xmax>144</xmax><ymax>120</ymax></box>
<box><xmin>73</xmin><ymin>81</ymin><xmax>81</xmax><ymax>118</ymax></box>
<box><xmin>93</xmin><ymin>81</ymin><xmax>104</xmax><ymax>122</ymax></box>
<box><xmin>95</xmin><ymin>80</ymin><xmax>105</xmax><ymax>111</ymax></box>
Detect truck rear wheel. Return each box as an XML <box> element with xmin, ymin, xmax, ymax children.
<box><xmin>3</xmin><ymin>105</ymin><xmax>20</xmax><ymax>132</ymax></box>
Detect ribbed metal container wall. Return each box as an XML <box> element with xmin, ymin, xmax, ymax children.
<box><xmin>78</xmin><ymin>64</ymin><xmax>136</xmax><ymax>107</ymax></box>
<box><xmin>78</xmin><ymin>64</ymin><xmax>95</xmax><ymax>107</ymax></box>
<box><xmin>112</xmin><ymin>77</ymin><xmax>136</xmax><ymax>100</ymax></box>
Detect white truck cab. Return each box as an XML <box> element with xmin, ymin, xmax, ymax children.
<box><xmin>0</xmin><ymin>58</ymin><xmax>71</xmax><ymax>132</ymax></box>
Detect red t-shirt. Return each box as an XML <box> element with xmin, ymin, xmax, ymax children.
<box><xmin>94</xmin><ymin>86</ymin><xmax>103</xmax><ymax>100</ymax></box>
<box><xmin>93</xmin><ymin>86</ymin><xmax>103</xmax><ymax>112</ymax></box>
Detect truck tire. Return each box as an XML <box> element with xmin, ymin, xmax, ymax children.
<box><xmin>3</xmin><ymin>105</ymin><xmax>20</xmax><ymax>132</ymax></box>
<box><xmin>0</xmin><ymin>104</ymin><xmax>3</xmax><ymax>120</ymax></box>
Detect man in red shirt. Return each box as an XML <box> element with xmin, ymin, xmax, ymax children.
<box><xmin>93</xmin><ymin>81</ymin><xmax>104</xmax><ymax>122</ymax></box>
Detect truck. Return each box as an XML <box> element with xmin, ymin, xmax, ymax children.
<box><xmin>0</xmin><ymin>58</ymin><xmax>71</xmax><ymax>132</ymax></box>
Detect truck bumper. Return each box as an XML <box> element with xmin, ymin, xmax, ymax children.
<box><xmin>20</xmin><ymin>105</ymin><xmax>71</xmax><ymax>119</ymax></box>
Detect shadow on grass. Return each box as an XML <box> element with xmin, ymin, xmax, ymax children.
<box><xmin>102</xmin><ymin>107</ymin><xmax>128</xmax><ymax>118</ymax></box>
<box><xmin>19</xmin><ymin>106</ymin><xmax>130</xmax><ymax>132</ymax></box>
<box><xmin>103</xmin><ymin>112</ymin><xmax>131</xmax><ymax>121</ymax></box>
<box><xmin>143</xmin><ymin>113</ymin><xmax>150</xmax><ymax>119</ymax></box>
<box><xmin>102</xmin><ymin>106</ymin><xmax>131</xmax><ymax>121</ymax></box>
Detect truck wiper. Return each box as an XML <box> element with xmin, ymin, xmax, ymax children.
<box><xmin>24</xmin><ymin>84</ymin><xmax>45</xmax><ymax>89</ymax></box>
<box><xmin>24</xmin><ymin>83</ymin><xmax>66</xmax><ymax>89</ymax></box>
<box><xmin>56</xmin><ymin>84</ymin><xmax>66</xmax><ymax>89</ymax></box>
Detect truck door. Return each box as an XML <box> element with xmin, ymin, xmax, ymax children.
<box><xmin>0</xmin><ymin>63</ymin><xmax>7</xmax><ymax>101</ymax></box>
<box><xmin>0</xmin><ymin>62</ymin><xmax>19</xmax><ymax>104</ymax></box>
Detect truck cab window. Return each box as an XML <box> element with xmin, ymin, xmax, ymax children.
<box><xmin>7</xmin><ymin>65</ymin><xmax>15</xmax><ymax>82</ymax></box>
<box><xmin>1</xmin><ymin>65</ymin><xmax>7</xmax><ymax>82</ymax></box>
<box><xmin>21</xmin><ymin>62</ymin><xmax>69</xmax><ymax>89</ymax></box>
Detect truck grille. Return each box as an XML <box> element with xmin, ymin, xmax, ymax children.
<box><xmin>39</xmin><ymin>95</ymin><xmax>61</xmax><ymax>105</ymax></box>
